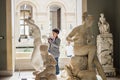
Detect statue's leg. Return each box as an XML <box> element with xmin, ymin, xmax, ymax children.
<box><xmin>47</xmin><ymin>74</ymin><xmax>57</xmax><ymax>80</ymax></box>
<box><xmin>37</xmin><ymin>66</ymin><xmax>56</xmax><ymax>77</ymax></box>
<box><xmin>31</xmin><ymin>44</ymin><xmax>43</xmax><ymax>70</ymax></box>
<box><xmin>77</xmin><ymin>70</ymin><xmax>96</xmax><ymax>80</ymax></box>
<box><xmin>88</xmin><ymin>45</ymin><xmax>96</xmax><ymax>71</ymax></box>
<box><xmin>76</xmin><ymin>45</ymin><xmax>95</xmax><ymax>71</ymax></box>
<box><xmin>33</xmin><ymin>71</ymin><xmax>40</xmax><ymax>75</ymax></box>
<box><xmin>35</xmin><ymin>66</ymin><xmax>56</xmax><ymax>80</ymax></box>
<box><xmin>35</xmin><ymin>75</ymin><xmax>47</xmax><ymax>80</ymax></box>
<box><xmin>65</xmin><ymin>65</ymin><xmax>72</xmax><ymax>76</ymax></box>
<box><xmin>94</xmin><ymin>56</ymin><xmax>107</xmax><ymax>80</ymax></box>
<box><xmin>65</xmin><ymin>65</ymin><xmax>74</xmax><ymax>80</ymax></box>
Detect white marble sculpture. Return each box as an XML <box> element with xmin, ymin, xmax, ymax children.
<box><xmin>65</xmin><ymin>13</ymin><xmax>107</xmax><ymax>80</ymax></box>
<box><xmin>98</xmin><ymin>13</ymin><xmax>110</xmax><ymax>34</ymax></box>
<box><xmin>25</xmin><ymin>17</ymin><xmax>44</xmax><ymax>71</ymax></box>
<box><xmin>97</xmin><ymin>13</ymin><xmax>116</xmax><ymax>76</ymax></box>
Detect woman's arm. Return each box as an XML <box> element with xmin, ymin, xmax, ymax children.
<box><xmin>50</xmin><ymin>38</ymin><xmax>61</xmax><ymax>48</ymax></box>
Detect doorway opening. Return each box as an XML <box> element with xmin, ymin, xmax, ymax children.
<box><xmin>50</xmin><ymin>5</ymin><xmax>61</xmax><ymax>30</ymax></box>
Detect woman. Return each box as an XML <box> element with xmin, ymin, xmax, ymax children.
<box><xmin>48</xmin><ymin>28</ymin><xmax>61</xmax><ymax>75</ymax></box>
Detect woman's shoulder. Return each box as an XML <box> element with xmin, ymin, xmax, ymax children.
<box><xmin>56</xmin><ymin>37</ymin><xmax>61</xmax><ymax>40</ymax></box>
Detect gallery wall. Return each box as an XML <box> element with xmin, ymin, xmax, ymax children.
<box><xmin>0</xmin><ymin>0</ymin><xmax>7</xmax><ymax>70</ymax></box>
<box><xmin>116</xmin><ymin>0</ymin><xmax>120</xmax><ymax>74</ymax></box>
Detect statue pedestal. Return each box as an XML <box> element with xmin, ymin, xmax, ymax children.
<box><xmin>97</xmin><ymin>33</ymin><xmax>116</xmax><ymax>77</ymax></box>
<box><xmin>103</xmin><ymin>67</ymin><xmax>116</xmax><ymax>76</ymax></box>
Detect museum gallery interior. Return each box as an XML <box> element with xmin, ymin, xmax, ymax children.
<box><xmin>0</xmin><ymin>0</ymin><xmax>120</xmax><ymax>80</ymax></box>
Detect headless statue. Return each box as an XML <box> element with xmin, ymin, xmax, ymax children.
<box><xmin>65</xmin><ymin>13</ymin><xmax>107</xmax><ymax>80</ymax></box>
<box><xmin>25</xmin><ymin>18</ymin><xmax>43</xmax><ymax>71</ymax></box>
<box><xmin>35</xmin><ymin>44</ymin><xmax>57</xmax><ymax>80</ymax></box>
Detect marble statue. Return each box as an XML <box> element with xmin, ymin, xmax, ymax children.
<box><xmin>98</xmin><ymin>13</ymin><xmax>110</xmax><ymax>34</ymax></box>
<box><xmin>97</xmin><ymin>14</ymin><xmax>116</xmax><ymax>76</ymax></box>
<box><xmin>65</xmin><ymin>13</ymin><xmax>107</xmax><ymax>80</ymax></box>
<box><xmin>35</xmin><ymin>44</ymin><xmax>57</xmax><ymax>80</ymax></box>
<box><xmin>25</xmin><ymin>18</ymin><xmax>57</xmax><ymax>80</ymax></box>
<box><xmin>25</xmin><ymin>17</ymin><xmax>44</xmax><ymax>71</ymax></box>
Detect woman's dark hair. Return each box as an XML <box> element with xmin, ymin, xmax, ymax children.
<box><xmin>52</xmin><ymin>28</ymin><xmax>59</xmax><ymax>34</ymax></box>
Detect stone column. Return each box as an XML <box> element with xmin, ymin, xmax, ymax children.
<box><xmin>82</xmin><ymin>0</ymin><xmax>87</xmax><ymax>13</ymax></box>
<box><xmin>6</xmin><ymin>0</ymin><xmax>13</xmax><ymax>75</ymax></box>
<box><xmin>97</xmin><ymin>33</ymin><xmax>116</xmax><ymax>76</ymax></box>
<box><xmin>0</xmin><ymin>0</ymin><xmax>13</xmax><ymax>76</ymax></box>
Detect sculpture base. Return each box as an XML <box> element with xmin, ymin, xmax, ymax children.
<box><xmin>97</xmin><ymin>33</ymin><xmax>116</xmax><ymax>77</ymax></box>
<box><xmin>103</xmin><ymin>67</ymin><xmax>116</xmax><ymax>77</ymax></box>
<box><xmin>99</xmin><ymin>33</ymin><xmax>112</xmax><ymax>37</ymax></box>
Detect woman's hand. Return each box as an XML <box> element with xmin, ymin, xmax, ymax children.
<box><xmin>48</xmin><ymin>38</ymin><xmax>53</xmax><ymax>43</ymax></box>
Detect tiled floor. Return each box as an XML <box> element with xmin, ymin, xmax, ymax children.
<box><xmin>0</xmin><ymin>71</ymin><xmax>120</xmax><ymax>80</ymax></box>
<box><xmin>0</xmin><ymin>71</ymin><xmax>34</xmax><ymax>80</ymax></box>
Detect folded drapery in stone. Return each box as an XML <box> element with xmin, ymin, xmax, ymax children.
<box><xmin>31</xmin><ymin>44</ymin><xmax>44</xmax><ymax>71</ymax></box>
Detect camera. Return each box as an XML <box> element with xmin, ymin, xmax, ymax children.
<box><xmin>48</xmin><ymin>37</ymin><xmax>53</xmax><ymax>41</ymax></box>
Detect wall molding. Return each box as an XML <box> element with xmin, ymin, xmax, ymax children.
<box><xmin>65</xmin><ymin>13</ymin><xmax>75</xmax><ymax>16</ymax></box>
<box><xmin>0</xmin><ymin>70</ymin><xmax>13</xmax><ymax>76</ymax></box>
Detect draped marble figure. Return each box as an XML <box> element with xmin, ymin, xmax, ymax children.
<box><xmin>98</xmin><ymin>13</ymin><xmax>110</xmax><ymax>34</ymax></box>
<box><xmin>25</xmin><ymin>17</ymin><xmax>44</xmax><ymax>71</ymax></box>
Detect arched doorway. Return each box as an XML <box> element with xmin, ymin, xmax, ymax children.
<box><xmin>47</xmin><ymin>1</ymin><xmax>66</xmax><ymax>31</ymax></box>
<box><xmin>47</xmin><ymin>2</ymin><xmax>67</xmax><ymax>59</ymax></box>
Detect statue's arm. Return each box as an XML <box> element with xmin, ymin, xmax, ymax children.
<box><xmin>66</xmin><ymin>27</ymin><xmax>78</xmax><ymax>42</ymax></box>
<box><xmin>24</xmin><ymin>19</ymin><xmax>38</xmax><ymax>29</ymax></box>
<box><xmin>98</xmin><ymin>22</ymin><xmax>100</xmax><ymax>26</ymax></box>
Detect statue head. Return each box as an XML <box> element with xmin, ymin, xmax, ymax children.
<box><xmin>99</xmin><ymin>13</ymin><xmax>106</xmax><ymax>24</ymax></box>
<box><xmin>100</xmin><ymin>13</ymin><xmax>104</xmax><ymax>18</ymax></box>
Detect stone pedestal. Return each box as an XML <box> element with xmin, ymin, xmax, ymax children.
<box><xmin>97</xmin><ymin>33</ymin><xmax>116</xmax><ymax>76</ymax></box>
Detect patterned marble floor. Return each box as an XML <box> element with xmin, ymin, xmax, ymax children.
<box><xmin>0</xmin><ymin>71</ymin><xmax>120</xmax><ymax>80</ymax></box>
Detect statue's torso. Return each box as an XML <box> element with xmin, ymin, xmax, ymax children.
<box><xmin>73</xmin><ymin>26</ymin><xmax>88</xmax><ymax>47</ymax></box>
